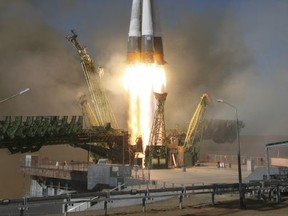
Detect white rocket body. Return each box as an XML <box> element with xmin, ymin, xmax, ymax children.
<box><xmin>127</xmin><ymin>0</ymin><xmax>165</xmax><ymax>65</ymax></box>
<box><xmin>127</xmin><ymin>0</ymin><xmax>141</xmax><ymax>63</ymax></box>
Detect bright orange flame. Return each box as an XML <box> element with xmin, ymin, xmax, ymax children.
<box><xmin>123</xmin><ymin>64</ymin><xmax>166</xmax><ymax>153</ymax></box>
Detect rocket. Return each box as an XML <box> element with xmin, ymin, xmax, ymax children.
<box><xmin>127</xmin><ymin>0</ymin><xmax>166</xmax><ymax>65</ymax></box>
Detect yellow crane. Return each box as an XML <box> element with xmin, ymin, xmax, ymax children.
<box><xmin>78</xmin><ymin>94</ymin><xmax>99</xmax><ymax>128</ymax></box>
<box><xmin>66</xmin><ymin>30</ymin><xmax>119</xmax><ymax>129</ymax></box>
<box><xmin>180</xmin><ymin>93</ymin><xmax>209</xmax><ymax>168</ymax></box>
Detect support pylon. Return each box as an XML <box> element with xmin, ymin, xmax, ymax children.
<box><xmin>146</xmin><ymin>92</ymin><xmax>168</xmax><ymax>169</ymax></box>
<box><xmin>149</xmin><ymin>92</ymin><xmax>168</xmax><ymax>146</ymax></box>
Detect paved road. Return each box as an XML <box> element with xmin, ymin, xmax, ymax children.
<box><xmin>86</xmin><ymin>164</ymin><xmax>252</xmax><ymax>212</ymax></box>
<box><xmin>148</xmin><ymin>164</ymin><xmax>251</xmax><ymax>186</ymax></box>
<box><xmin>0</xmin><ymin>164</ymin><xmax>253</xmax><ymax>215</ymax></box>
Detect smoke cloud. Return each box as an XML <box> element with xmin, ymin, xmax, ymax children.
<box><xmin>159</xmin><ymin>0</ymin><xmax>288</xmax><ymax>136</ymax></box>
<box><xmin>0</xmin><ymin>0</ymin><xmax>88</xmax><ymax>116</ymax></box>
<box><xmin>1</xmin><ymin>0</ymin><xmax>288</xmax><ymax>134</ymax></box>
<box><xmin>1</xmin><ymin>0</ymin><xmax>288</xmax><ymax>198</ymax></box>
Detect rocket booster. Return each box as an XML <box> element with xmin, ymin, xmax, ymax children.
<box><xmin>127</xmin><ymin>0</ymin><xmax>166</xmax><ymax>65</ymax></box>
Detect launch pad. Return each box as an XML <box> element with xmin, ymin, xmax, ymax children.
<box><xmin>0</xmin><ymin>0</ymin><xmax>253</xmax><ymax>204</ymax></box>
<box><xmin>2</xmin><ymin>164</ymin><xmax>288</xmax><ymax>215</ymax></box>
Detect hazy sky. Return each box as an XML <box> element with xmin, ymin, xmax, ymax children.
<box><xmin>1</xmin><ymin>0</ymin><xmax>288</xmax><ymax>135</ymax></box>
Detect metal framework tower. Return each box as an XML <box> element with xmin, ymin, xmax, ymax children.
<box><xmin>149</xmin><ymin>92</ymin><xmax>168</xmax><ymax>146</ymax></box>
<box><xmin>78</xmin><ymin>94</ymin><xmax>99</xmax><ymax>128</ymax></box>
<box><xmin>66</xmin><ymin>31</ymin><xmax>119</xmax><ymax>129</ymax></box>
<box><xmin>181</xmin><ymin>93</ymin><xmax>209</xmax><ymax>168</ymax></box>
<box><xmin>146</xmin><ymin>92</ymin><xmax>168</xmax><ymax>169</ymax></box>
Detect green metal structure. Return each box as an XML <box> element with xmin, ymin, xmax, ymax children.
<box><xmin>0</xmin><ymin>116</ymin><xmax>129</xmax><ymax>163</ymax></box>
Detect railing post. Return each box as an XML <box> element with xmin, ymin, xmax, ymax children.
<box><xmin>142</xmin><ymin>197</ymin><xmax>146</xmax><ymax>212</ymax></box>
<box><xmin>212</xmin><ymin>186</ymin><xmax>215</xmax><ymax>205</ymax></box>
<box><xmin>104</xmin><ymin>200</ymin><xmax>107</xmax><ymax>216</ymax></box>
<box><xmin>179</xmin><ymin>195</ymin><xmax>183</xmax><ymax>209</ymax></box>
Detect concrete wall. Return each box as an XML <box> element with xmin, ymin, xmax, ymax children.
<box><xmin>87</xmin><ymin>164</ymin><xmax>131</xmax><ymax>190</ymax></box>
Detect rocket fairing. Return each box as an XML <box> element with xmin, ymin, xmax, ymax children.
<box><xmin>127</xmin><ymin>0</ymin><xmax>166</xmax><ymax>65</ymax></box>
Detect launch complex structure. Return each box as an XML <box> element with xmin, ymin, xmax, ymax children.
<box><xmin>2</xmin><ymin>2</ymin><xmax>288</xmax><ymax>216</ymax></box>
<box><xmin>0</xmin><ymin>0</ymin><xmax>241</xmax><ymax>196</ymax></box>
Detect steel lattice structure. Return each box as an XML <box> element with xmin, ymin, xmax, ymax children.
<box><xmin>0</xmin><ymin>116</ymin><xmax>129</xmax><ymax>163</ymax></box>
<box><xmin>66</xmin><ymin>31</ymin><xmax>119</xmax><ymax>129</ymax></box>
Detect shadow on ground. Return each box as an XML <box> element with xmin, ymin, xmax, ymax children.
<box><xmin>215</xmin><ymin>197</ymin><xmax>288</xmax><ymax>212</ymax></box>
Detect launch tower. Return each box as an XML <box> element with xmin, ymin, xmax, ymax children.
<box><xmin>146</xmin><ymin>92</ymin><xmax>168</xmax><ymax>169</ymax></box>
<box><xmin>66</xmin><ymin>31</ymin><xmax>118</xmax><ymax>129</ymax></box>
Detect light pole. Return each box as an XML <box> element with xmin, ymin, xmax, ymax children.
<box><xmin>217</xmin><ymin>99</ymin><xmax>245</xmax><ymax>209</ymax></box>
<box><xmin>0</xmin><ymin>88</ymin><xmax>30</xmax><ymax>104</ymax></box>
<box><xmin>1</xmin><ymin>87</ymin><xmax>30</xmax><ymax>216</ymax></box>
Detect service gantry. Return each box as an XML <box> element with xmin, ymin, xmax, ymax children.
<box><xmin>146</xmin><ymin>92</ymin><xmax>168</xmax><ymax>169</ymax></box>
<box><xmin>66</xmin><ymin>30</ymin><xmax>118</xmax><ymax>129</ymax></box>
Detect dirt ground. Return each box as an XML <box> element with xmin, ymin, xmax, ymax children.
<box><xmin>50</xmin><ymin>193</ymin><xmax>288</xmax><ymax>216</ymax></box>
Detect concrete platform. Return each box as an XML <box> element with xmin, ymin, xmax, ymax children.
<box><xmin>86</xmin><ymin>164</ymin><xmax>252</xmax><ymax>212</ymax></box>
<box><xmin>144</xmin><ymin>164</ymin><xmax>251</xmax><ymax>187</ymax></box>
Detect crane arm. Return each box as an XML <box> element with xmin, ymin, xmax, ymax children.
<box><xmin>66</xmin><ymin>30</ymin><xmax>119</xmax><ymax>129</ymax></box>
<box><xmin>183</xmin><ymin>93</ymin><xmax>209</xmax><ymax>150</ymax></box>
<box><xmin>78</xmin><ymin>95</ymin><xmax>99</xmax><ymax>128</ymax></box>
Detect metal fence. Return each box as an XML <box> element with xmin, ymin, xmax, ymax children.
<box><xmin>21</xmin><ymin>157</ymin><xmax>90</xmax><ymax>171</ymax></box>
<box><xmin>206</xmin><ymin>154</ymin><xmax>265</xmax><ymax>167</ymax></box>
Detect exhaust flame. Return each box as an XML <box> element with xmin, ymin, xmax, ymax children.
<box><xmin>123</xmin><ymin>64</ymin><xmax>166</xmax><ymax>152</ymax></box>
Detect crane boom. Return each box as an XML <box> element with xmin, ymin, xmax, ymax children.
<box><xmin>66</xmin><ymin>30</ymin><xmax>118</xmax><ymax>129</ymax></box>
<box><xmin>183</xmin><ymin>93</ymin><xmax>209</xmax><ymax>149</ymax></box>
<box><xmin>78</xmin><ymin>95</ymin><xmax>99</xmax><ymax>128</ymax></box>
<box><xmin>178</xmin><ymin>93</ymin><xmax>209</xmax><ymax>168</ymax></box>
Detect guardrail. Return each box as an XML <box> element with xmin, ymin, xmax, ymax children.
<box><xmin>2</xmin><ymin>181</ymin><xmax>288</xmax><ymax>216</ymax></box>
<box><xmin>21</xmin><ymin>158</ymin><xmax>90</xmax><ymax>171</ymax></box>
<box><xmin>207</xmin><ymin>154</ymin><xmax>265</xmax><ymax>166</ymax></box>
